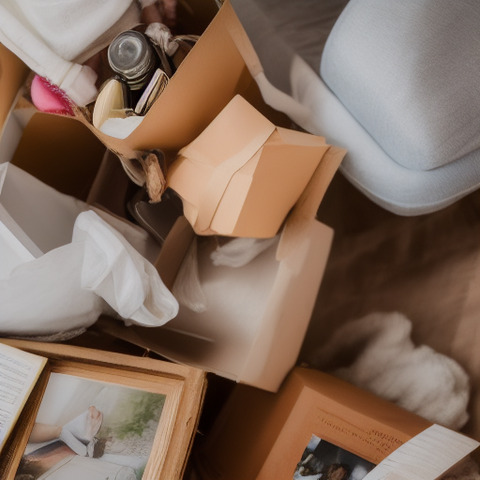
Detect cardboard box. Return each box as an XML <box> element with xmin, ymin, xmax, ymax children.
<box><xmin>0</xmin><ymin>80</ymin><xmax>343</xmax><ymax>392</ymax></box>
<box><xmin>0</xmin><ymin>1</ymin><xmax>290</xmax><ymax>192</ymax></box>
<box><xmin>0</xmin><ymin>1</ymin><xmax>344</xmax><ymax>392</ymax></box>
<box><xmin>95</xmin><ymin>142</ymin><xmax>344</xmax><ymax>392</ymax></box>
<box><xmin>195</xmin><ymin>367</ymin><xmax>478</xmax><ymax>480</ymax></box>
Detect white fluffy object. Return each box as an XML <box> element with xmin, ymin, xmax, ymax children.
<box><xmin>0</xmin><ymin>210</ymin><xmax>178</xmax><ymax>336</ymax></box>
<box><xmin>173</xmin><ymin>238</ymin><xmax>208</xmax><ymax>313</ymax></box>
<box><xmin>210</xmin><ymin>236</ymin><xmax>279</xmax><ymax>268</ymax></box>
<box><xmin>0</xmin><ymin>0</ymin><xmax>134</xmax><ymax>105</ymax></box>
<box><xmin>100</xmin><ymin>115</ymin><xmax>145</xmax><ymax>139</ymax></box>
<box><xmin>309</xmin><ymin>312</ymin><xmax>470</xmax><ymax>431</ymax></box>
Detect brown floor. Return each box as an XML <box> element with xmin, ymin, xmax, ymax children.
<box><xmin>300</xmin><ymin>172</ymin><xmax>480</xmax><ymax>439</ymax></box>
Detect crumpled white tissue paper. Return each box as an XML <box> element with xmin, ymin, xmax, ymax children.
<box><xmin>0</xmin><ymin>210</ymin><xmax>178</xmax><ymax>337</ymax></box>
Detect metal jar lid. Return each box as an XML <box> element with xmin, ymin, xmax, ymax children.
<box><xmin>107</xmin><ymin>30</ymin><xmax>156</xmax><ymax>91</ymax></box>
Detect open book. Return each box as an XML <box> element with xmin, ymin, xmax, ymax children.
<box><xmin>0</xmin><ymin>339</ymin><xmax>206</xmax><ymax>480</ymax></box>
<box><xmin>0</xmin><ymin>342</ymin><xmax>46</xmax><ymax>452</ymax></box>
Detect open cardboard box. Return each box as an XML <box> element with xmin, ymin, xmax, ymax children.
<box><xmin>0</xmin><ymin>1</ymin><xmax>344</xmax><ymax>392</ymax></box>
<box><xmin>0</xmin><ymin>90</ymin><xmax>343</xmax><ymax>394</ymax></box>
<box><xmin>0</xmin><ymin>1</ymin><xmax>291</xmax><ymax>191</ymax></box>
<box><xmin>95</xmin><ymin>142</ymin><xmax>344</xmax><ymax>392</ymax></box>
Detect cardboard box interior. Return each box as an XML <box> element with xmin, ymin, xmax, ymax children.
<box><xmin>0</xmin><ymin>44</ymin><xmax>29</xmax><ymax>132</ymax></box>
<box><xmin>1</xmin><ymin>108</ymin><xmax>171</xmax><ymax>268</ymax></box>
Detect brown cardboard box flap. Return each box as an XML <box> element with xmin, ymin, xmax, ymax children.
<box><xmin>0</xmin><ymin>44</ymin><xmax>29</xmax><ymax>136</ymax></box>
<box><xmin>167</xmin><ymin>95</ymin><xmax>330</xmax><ymax>238</ymax></box>
<box><xmin>278</xmin><ymin>144</ymin><xmax>346</xmax><ymax>261</ymax></box>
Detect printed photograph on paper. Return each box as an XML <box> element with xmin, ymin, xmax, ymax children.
<box><xmin>15</xmin><ymin>372</ymin><xmax>166</xmax><ymax>480</ymax></box>
<box><xmin>293</xmin><ymin>434</ymin><xmax>375</xmax><ymax>480</ymax></box>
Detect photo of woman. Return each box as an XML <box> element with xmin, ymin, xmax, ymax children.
<box><xmin>293</xmin><ymin>435</ymin><xmax>375</xmax><ymax>480</ymax></box>
<box><xmin>15</xmin><ymin>372</ymin><xmax>166</xmax><ymax>480</ymax></box>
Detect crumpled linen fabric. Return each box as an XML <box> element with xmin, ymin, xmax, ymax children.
<box><xmin>0</xmin><ymin>210</ymin><xmax>178</xmax><ymax>336</ymax></box>
<box><xmin>309</xmin><ymin>311</ymin><xmax>470</xmax><ymax>431</ymax></box>
<box><xmin>0</xmin><ymin>0</ymin><xmax>135</xmax><ymax>105</ymax></box>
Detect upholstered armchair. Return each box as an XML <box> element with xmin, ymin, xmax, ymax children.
<box><xmin>231</xmin><ymin>0</ymin><xmax>480</xmax><ymax>215</ymax></box>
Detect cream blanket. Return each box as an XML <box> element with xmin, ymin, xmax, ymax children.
<box><xmin>309</xmin><ymin>311</ymin><xmax>470</xmax><ymax>431</ymax></box>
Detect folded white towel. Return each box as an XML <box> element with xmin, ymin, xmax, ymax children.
<box><xmin>309</xmin><ymin>312</ymin><xmax>471</xmax><ymax>430</ymax></box>
<box><xmin>0</xmin><ymin>0</ymin><xmax>134</xmax><ymax>105</ymax></box>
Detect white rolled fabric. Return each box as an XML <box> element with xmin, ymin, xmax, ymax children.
<box><xmin>0</xmin><ymin>0</ymin><xmax>134</xmax><ymax>105</ymax></box>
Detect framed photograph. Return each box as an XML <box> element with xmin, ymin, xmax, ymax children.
<box><xmin>293</xmin><ymin>434</ymin><xmax>375</xmax><ymax>480</ymax></box>
<box><xmin>0</xmin><ymin>339</ymin><xmax>206</xmax><ymax>480</ymax></box>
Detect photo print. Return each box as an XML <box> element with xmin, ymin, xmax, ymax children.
<box><xmin>15</xmin><ymin>372</ymin><xmax>166</xmax><ymax>480</ymax></box>
<box><xmin>293</xmin><ymin>434</ymin><xmax>375</xmax><ymax>480</ymax></box>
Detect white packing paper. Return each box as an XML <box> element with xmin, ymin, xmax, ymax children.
<box><xmin>0</xmin><ymin>210</ymin><xmax>178</xmax><ymax>336</ymax></box>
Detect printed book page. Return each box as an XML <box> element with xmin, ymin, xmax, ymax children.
<box><xmin>0</xmin><ymin>342</ymin><xmax>47</xmax><ymax>451</ymax></box>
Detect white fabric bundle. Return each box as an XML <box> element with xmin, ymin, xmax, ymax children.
<box><xmin>172</xmin><ymin>236</ymin><xmax>279</xmax><ymax>312</ymax></box>
<box><xmin>210</xmin><ymin>236</ymin><xmax>279</xmax><ymax>268</ymax></box>
<box><xmin>172</xmin><ymin>238</ymin><xmax>207</xmax><ymax>313</ymax></box>
<box><xmin>0</xmin><ymin>210</ymin><xmax>178</xmax><ymax>336</ymax></box>
<box><xmin>309</xmin><ymin>312</ymin><xmax>471</xmax><ymax>430</ymax></box>
<box><xmin>0</xmin><ymin>0</ymin><xmax>134</xmax><ymax>105</ymax></box>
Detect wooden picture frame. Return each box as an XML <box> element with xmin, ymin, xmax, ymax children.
<box><xmin>0</xmin><ymin>339</ymin><xmax>206</xmax><ymax>480</ymax></box>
